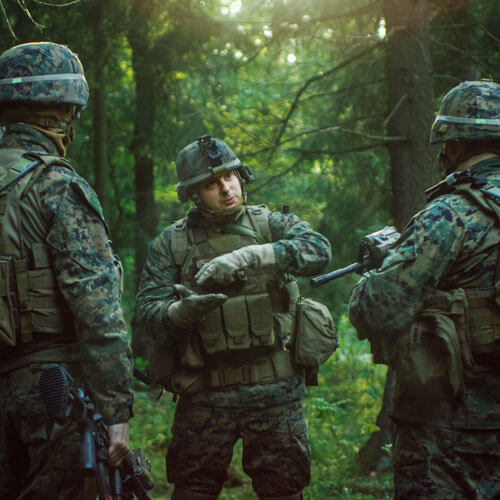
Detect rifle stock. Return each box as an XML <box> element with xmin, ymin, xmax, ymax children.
<box><xmin>40</xmin><ymin>364</ymin><xmax>153</xmax><ymax>500</ymax></box>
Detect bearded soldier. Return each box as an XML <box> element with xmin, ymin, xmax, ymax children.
<box><xmin>136</xmin><ymin>135</ymin><xmax>331</xmax><ymax>500</ymax></box>
<box><xmin>349</xmin><ymin>81</ymin><xmax>500</xmax><ymax>499</ymax></box>
<box><xmin>0</xmin><ymin>42</ymin><xmax>133</xmax><ymax>498</ymax></box>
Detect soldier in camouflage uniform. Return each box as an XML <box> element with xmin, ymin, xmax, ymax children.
<box><xmin>0</xmin><ymin>42</ymin><xmax>134</xmax><ymax>499</ymax></box>
<box><xmin>349</xmin><ymin>80</ymin><xmax>500</xmax><ymax>499</ymax></box>
<box><xmin>137</xmin><ymin>135</ymin><xmax>331</xmax><ymax>500</ymax></box>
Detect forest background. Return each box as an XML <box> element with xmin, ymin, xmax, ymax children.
<box><xmin>1</xmin><ymin>0</ymin><xmax>499</xmax><ymax>498</ymax></box>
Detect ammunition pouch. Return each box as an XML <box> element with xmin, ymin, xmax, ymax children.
<box><xmin>293</xmin><ymin>297</ymin><xmax>338</xmax><ymax>368</ymax></box>
<box><xmin>147</xmin><ymin>329</ymin><xmax>205</xmax><ymax>394</ymax></box>
<box><xmin>160</xmin><ymin>205</ymin><xmax>333</xmax><ymax>394</ymax></box>
<box><xmin>198</xmin><ymin>293</ymin><xmax>275</xmax><ymax>355</ymax></box>
<box><xmin>288</xmin><ymin>296</ymin><xmax>338</xmax><ymax>387</ymax></box>
<box><xmin>393</xmin><ymin>289</ymin><xmax>473</xmax><ymax>399</ymax></box>
<box><xmin>466</xmin><ymin>288</ymin><xmax>500</xmax><ymax>354</ymax></box>
<box><xmin>0</xmin><ymin>149</ymin><xmax>75</xmax><ymax>350</ymax></box>
<box><xmin>0</xmin><ymin>255</ymin><xmax>15</xmax><ymax>346</ymax></box>
<box><xmin>0</xmin><ymin>244</ymin><xmax>74</xmax><ymax>350</ymax></box>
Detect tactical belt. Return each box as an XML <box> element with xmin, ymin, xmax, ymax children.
<box><xmin>0</xmin><ymin>343</ymin><xmax>81</xmax><ymax>375</ymax></box>
<box><xmin>206</xmin><ymin>349</ymin><xmax>295</xmax><ymax>388</ymax></box>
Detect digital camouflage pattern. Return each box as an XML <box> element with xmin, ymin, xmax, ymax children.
<box><xmin>137</xmin><ymin>207</ymin><xmax>331</xmax><ymax>368</ymax></box>
<box><xmin>431</xmin><ymin>80</ymin><xmax>500</xmax><ymax>144</ymax></box>
<box><xmin>0</xmin><ymin>123</ymin><xmax>133</xmax><ymax>423</ymax></box>
<box><xmin>0</xmin><ymin>123</ymin><xmax>133</xmax><ymax>495</ymax></box>
<box><xmin>349</xmin><ymin>158</ymin><xmax>500</xmax><ymax>499</ymax></box>
<box><xmin>393</xmin><ymin>422</ymin><xmax>500</xmax><ymax>499</ymax></box>
<box><xmin>0</xmin><ymin>42</ymin><xmax>89</xmax><ymax>107</ymax></box>
<box><xmin>0</xmin><ymin>363</ymin><xmax>85</xmax><ymax>499</ymax></box>
<box><xmin>167</xmin><ymin>398</ymin><xmax>310</xmax><ymax>497</ymax></box>
<box><xmin>137</xmin><ymin>205</ymin><xmax>330</xmax><ymax>495</ymax></box>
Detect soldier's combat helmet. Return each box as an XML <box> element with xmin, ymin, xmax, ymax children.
<box><xmin>430</xmin><ymin>80</ymin><xmax>500</xmax><ymax>144</ymax></box>
<box><xmin>176</xmin><ymin>135</ymin><xmax>254</xmax><ymax>203</ymax></box>
<box><xmin>0</xmin><ymin>42</ymin><xmax>89</xmax><ymax>108</ymax></box>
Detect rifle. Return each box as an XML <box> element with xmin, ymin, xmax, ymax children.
<box><xmin>311</xmin><ymin>226</ymin><xmax>400</xmax><ymax>287</ymax></box>
<box><xmin>39</xmin><ymin>364</ymin><xmax>154</xmax><ymax>500</ymax></box>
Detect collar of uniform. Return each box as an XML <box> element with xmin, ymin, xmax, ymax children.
<box><xmin>196</xmin><ymin>203</ymin><xmax>246</xmax><ymax>227</ymax></box>
<box><xmin>0</xmin><ymin>122</ymin><xmax>59</xmax><ymax>155</ymax></box>
<box><xmin>469</xmin><ymin>156</ymin><xmax>500</xmax><ymax>178</ymax></box>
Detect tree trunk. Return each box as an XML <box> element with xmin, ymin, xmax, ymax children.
<box><xmin>129</xmin><ymin>0</ymin><xmax>158</xmax><ymax>290</ymax></box>
<box><xmin>93</xmin><ymin>86</ymin><xmax>108</xmax><ymax>216</ymax></box>
<box><xmin>356</xmin><ymin>0</ymin><xmax>438</xmax><ymax>475</ymax></box>
<box><xmin>91</xmin><ymin>0</ymin><xmax>109</xmax><ymax>218</ymax></box>
<box><xmin>385</xmin><ymin>0</ymin><xmax>438</xmax><ymax>228</ymax></box>
<box><xmin>128</xmin><ymin>0</ymin><xmax>158</xmax><ymax>359</ymax></box>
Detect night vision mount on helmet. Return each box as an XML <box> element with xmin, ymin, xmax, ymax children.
<box><xmin>176</xmin><ymin>135</ymin><xmax>254</xmax><ymax>203</ymax></box>
<box><xmin>430</xmin><ymin>80</ymin><xmax>500</xmax><ymax>145</ymax></box>
<box><xmin>0</xmin><ymin>42</ymin><xmax>89</xmax><ymax>109</ymax></box>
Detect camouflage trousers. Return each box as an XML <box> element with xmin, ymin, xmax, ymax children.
<box><xmin>393</xmin><ymin>420</ymin><xmax>500</xmax><ymax>499</ymax></box>
<box><xmin>166</xmin><ymin>398</ymin><xmax>311</xmax><ymax>497</ymax></box>
<box><xmin>0</xmin><ymin>363</ymin><xmax>84</xmax><ymax>500</ymax></box>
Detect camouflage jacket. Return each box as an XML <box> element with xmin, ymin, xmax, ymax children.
<box><xmin>0</xmin><ymin>123</ymin><xmax>133</xmax><ymax>425</ymax></box>
<box><xmin>349</xmin><ymin>158</ymin><xmax>500</xmax><ymax>428</ymax></box>
<box><xmin>137</xmin><ymin>206</ymin><xmax>331</xmax><ymax>407</ymax></box>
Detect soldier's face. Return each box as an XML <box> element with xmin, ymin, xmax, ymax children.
<box><xmin>198</xmin><ymin>170</ymin><xmax>243</xmax><ymax>211</ymax></box>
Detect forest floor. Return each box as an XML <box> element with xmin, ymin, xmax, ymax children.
<box><xmin>130</xmin><ymin>315</ymin><xmax>394</xmax><ymax>500</ymax></box>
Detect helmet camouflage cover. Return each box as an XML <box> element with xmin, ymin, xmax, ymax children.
<box><xmin>176</xmin><ymin>135</ymin><xmax>253</xmax><ymax>202</ymax></box>
<box><xmin>430</xmin><ymin>80</ymin><xmax>500</xmax><ymax>144</ymax></box>
<box><xmin>0</xmin><ymin>42</ymin><xmax>89</xmax><ymax>108</ymax></box>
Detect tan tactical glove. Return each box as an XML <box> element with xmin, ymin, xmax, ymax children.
<box><xmin>195</xmin><ymin>243</ymin><xmax>275</xmax><ymax>286</ymax></box>
<box><xmin>107</xmin><ymin>422</ymin><xmax>130</xmax><ymax>467</ymax></box>
<box><xmin>167</xmin><ymin>284</ymin><xmax>227</xmax><ymax>329</ymax></box>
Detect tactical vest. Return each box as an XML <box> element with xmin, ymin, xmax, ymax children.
<box><xmin>0</xmin><ymin>148</ymin><xmax>75</xmax><ymax>352</ymax></box>
<box><xmin>169</xmin><ymin>205</ymin><xmax>298</xmax><ymax>387</ymax></box>
<box><xmin>427</xmin><ymin>168</ymin><xmax>500</xmax><ymax>354</ymax></box>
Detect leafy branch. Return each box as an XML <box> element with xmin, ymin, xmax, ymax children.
<box><xmin>0</xmin><ymin>0</ymin><xmax>79</xmax><ymax>39</ymax></box>
<box><xmin>266</xmin><ymin>40</ymin><xmax>385</xmax><ymax>168</ymax></box>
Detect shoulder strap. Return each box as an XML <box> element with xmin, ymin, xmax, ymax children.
<box><xmin>170</xmin><ymin>218</ymin><xmax>189</xmax><ymax>267</ymax></box>
<box><xmin>0</xmin><ymin>151</ymin><xmax>73</xmax><ymax>196</ymax></box>
<box><xmin>454</xmin><ymin>183</ymin><xmax>500</xmax><ymax>221</ymax></box>
<box><xmin>244</xmin><ymin>204</ymin><xmax>272</xmax><ymax>242</ymax></box>
<box><xmin>169</xmin><ymin>205</ymin><xmax>273</xmax><ymax>267</ymax></box>
<box><xmin>0</xmin><ymin>152</ymin><xmax>41</xmax><ymax>255</ymax></box>
<box><xmin>221</xmin><ymin>205</ymin><xmax>272</xmax><ymax>244</ymax></box>
<box><xmin>426</xmin><ymin>169</ymin><xmax>500</xmax><ymax>219</ymax></box>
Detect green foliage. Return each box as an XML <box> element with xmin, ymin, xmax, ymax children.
<box><xmin>130</xmin><ymin>313</ymin><xmax>393</xmax><ymax>500</ymax></box>
<box><xmin>2</xmin><ymin>2</ymin><xmax>500</xmax><ymax>497</ymax></box>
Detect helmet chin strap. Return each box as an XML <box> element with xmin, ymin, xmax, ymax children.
<box><xmin>440</xmin><ymin>141</ymin><xmax>467</xmax><ymax>175</ymax></box>
<box><xmin>439</xmin><ymin>150</ymin><xmax>458</xmax><ymax>175</ymax></box>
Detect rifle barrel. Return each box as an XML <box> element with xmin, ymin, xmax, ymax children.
<box><xmin>310</xmin><ymin>262</ymin><xmax>362</xmax><ymax>287</ymax></box>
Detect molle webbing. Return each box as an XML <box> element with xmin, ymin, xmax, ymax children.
<box><xmin>465</xmin><ymin>288</ymin><xmax>500</xmax><ymax>348</ymax></box>
<box><xmin>0</xmin><ymin>246</ymin><xmax>73</xmax><ymax>342</ymax></box>
<box><xmin>206</xmin><ymin>349</ymin><xmax>295</xmax><ymax>388</ymax></box>
<box><xmin>170</xmin><ymin>204</ymin><xmax>272</xmax><ymax>268</ymax></box>
<box><xmin>172</xmin><ymin>205</ymin><xmax>299</xmax><ymax>385</ymax></box>
<box><xmin>0</xmin><ymin>150</ymin><xmax>74</xmax><ymax>346</ymax></box>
